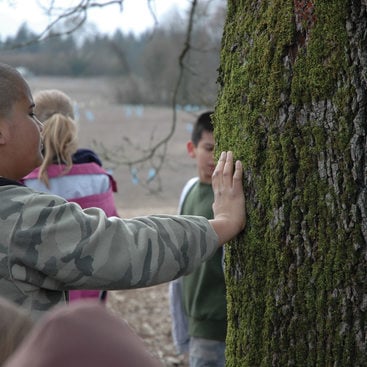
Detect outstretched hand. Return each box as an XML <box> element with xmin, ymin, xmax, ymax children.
<box><xmin>209</xmin><ymin>151</ymin><xmax>246</xmax><ymax>245</ymax></box>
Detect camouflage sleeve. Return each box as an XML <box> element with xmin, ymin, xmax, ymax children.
<box><xmin>8</xmin><ymin>188</ymin><xmax>218</xmax><ymax>292</ymax></box>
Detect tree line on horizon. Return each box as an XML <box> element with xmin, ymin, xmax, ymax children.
<box><xmin>0</xmin><ymin>4</ymin><xmax>225</xmax><ymax>107</ymax></box>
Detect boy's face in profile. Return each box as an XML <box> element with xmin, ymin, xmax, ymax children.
<box><xmin>0</xmin><ymin>80</ymin><xmax>44</xmax><ymax>180</ymax></box>
<box><xmin>187</xmin><ymin>130</ymin><xmax>215</xmax><ymax>184</ymax></box>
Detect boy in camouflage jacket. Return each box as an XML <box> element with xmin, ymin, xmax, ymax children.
<box><xmin>0</xmin><ymin>63</ymin><xmax>245</xmax><ymax>319</ymax></box>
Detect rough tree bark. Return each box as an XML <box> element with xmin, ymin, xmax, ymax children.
<box><xmin>214</xmin><ymin>1</ymin><xmax>367</xmax><ymax>366</ymax></box>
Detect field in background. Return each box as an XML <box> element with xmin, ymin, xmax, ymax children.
<box><xmin>29</xmin><ymin>76</ymin><xmax>203</xmax><ymax>218</ymax></box>
<box><xmin>28</xmin><ymin>76</ymin><xmax>204</xmax><ymax>366</ymax></box>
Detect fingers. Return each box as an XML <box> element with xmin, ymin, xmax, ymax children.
<box><xmin>222</xmin><ymin>151</ymin><xmax>234</xmax><ymax>187</ymax></box>
<box><xmin>212</xmin><ymin>151</ymin><xmax>239</xmax><ymax>190</ymax></box>
<box><xmin>232</xmin><ymin>159</ymin><xmax>243</xmax><ymax>193</ymax></box>
<box><xmin>212</xmin><ymin>151</ymin><xmax>226</xmax><ymax>190</ymax></box>
<box><xmin>210</xmin><ymin>151</ymin><xmax>245</xmax><ymax>242</ymax></box>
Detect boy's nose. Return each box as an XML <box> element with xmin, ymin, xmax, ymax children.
<box><xmin>210</xmin><ymin>152</ymin><xmax>215</xmax><ymax>163</ymax></box>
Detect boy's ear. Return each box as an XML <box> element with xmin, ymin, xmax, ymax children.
<box><xmin>186</xmin><ymin>141</ymin><xmax>196</xmax><ymax>158</ymax></box>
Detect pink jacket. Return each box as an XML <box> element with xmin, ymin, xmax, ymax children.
<box><xmin>23</xmin><ymin>162</ymin><xmax>119</xmax><ymax>301</ymax></box>
<box><xmin>23</xmin><ymin>162</ymin><xmax>119</xmax><ymax>217</ymax></box>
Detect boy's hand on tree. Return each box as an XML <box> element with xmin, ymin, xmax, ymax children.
<box><xmin>209</xmin><ymin>151</ymin><xmax>246</xmax><ymax>245</ymax></box>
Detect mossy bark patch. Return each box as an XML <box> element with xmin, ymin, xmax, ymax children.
<box><xmin>214</xmin><ymin>1</ymin><xmax>367</xmax><ymax>365</ymax></box>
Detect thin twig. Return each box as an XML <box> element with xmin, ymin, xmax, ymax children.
<box><xmin>1</xmin><ymin>0</ymin><xmax>123</xmax><ymax>49</ymax></box>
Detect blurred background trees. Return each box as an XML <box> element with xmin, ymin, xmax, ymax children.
<box><xmin>0</xmin><ymin>0</ymin><xmax>226</xmax><ymax>192</ymax></box>
<box><xmin>0</xmin><ymin>1</ymin><xmax>226</xmax><ymax>107</ymax></box>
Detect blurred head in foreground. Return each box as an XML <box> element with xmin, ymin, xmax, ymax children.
<box><xmin>4</xmin><ymin>301</ymin><xmax>161</xmax><ymax>367</ymax></box>
<box><xmin>0</xmin><ymin>297</ymin><xmax>33</xmax><ymax>365</ymax></box>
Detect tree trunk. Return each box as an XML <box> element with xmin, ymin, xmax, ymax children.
<box><xmin>214</xmin><ymin>1</ymin><xmax>367</xmax><ymax>365</ymax></box>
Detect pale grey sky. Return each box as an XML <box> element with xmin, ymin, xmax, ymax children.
<box><xmin>0</xmin><ymin>0</ymin><xmax>190</xmax><ymax>37</ymax></box>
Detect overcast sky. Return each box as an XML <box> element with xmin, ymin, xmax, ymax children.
<box><xmin>0</xmin><ymin>0</ymin><xmax>190</xmax><ymax>38</ymax></box>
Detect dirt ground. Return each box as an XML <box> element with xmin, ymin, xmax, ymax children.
<box><xmin>28</xmin><ymin>76</ymin><xmax>205</xmax><ymax>366</ymax></box>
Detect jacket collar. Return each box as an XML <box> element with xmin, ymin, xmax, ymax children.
<box><xmin>0</xmin><ymin>177</ymin><xmax>24</xmax><ymax>187</ymax></box>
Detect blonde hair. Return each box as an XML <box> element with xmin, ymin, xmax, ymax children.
<box><xmin>34</xmin><ymin>89</ymin><xmax>78</xmax><ymax>188</ymax></box>
<box><xmin>0</xmin><ymin>297</ymin><xmax>33</xmax><ymax>365</ymax></box>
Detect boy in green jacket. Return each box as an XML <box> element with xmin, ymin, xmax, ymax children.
<box><xmin>170</xmin><ymin>112</ymin><xmax>227</xmax><ymax>367</ymax></box>
<box><xmin>0</xmin><ymin>63</ymin><xmax>245</xmax><ymax>320</ymax></box>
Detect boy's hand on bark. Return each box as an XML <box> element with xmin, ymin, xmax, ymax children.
<box><xmin>210</xmin><ymin>151</ymin><xmax>246</xmax><ymax>245</ymax></box>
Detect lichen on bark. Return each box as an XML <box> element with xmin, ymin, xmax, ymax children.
<box><xmin>214</xmin><ymin>1</ymin><xmax>367</xmax><ymax>366</ymax></box>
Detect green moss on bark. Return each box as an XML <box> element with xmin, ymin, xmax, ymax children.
<box><xmin>214</xmin><ymin>0</ymin><xmax>365</xmax><ymax>366</ymax></box>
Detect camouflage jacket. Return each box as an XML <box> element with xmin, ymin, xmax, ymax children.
<box><xmin>0</xmin><ymin>178</ymin><xmax>218</xmax><ymax>319</ymax></box>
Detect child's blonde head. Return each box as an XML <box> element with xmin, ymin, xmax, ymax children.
<box><xmin>34</xmin><ymin>89</ymin><xmax>78</xmax><ymax>187</ymax></box>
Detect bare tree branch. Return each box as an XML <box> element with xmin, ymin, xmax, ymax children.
<box><xmin>146</xmin><ymin>0</ymin><xmax>159</xmax><ymax>29</ymax></box>
<box><xmin>119</xmin><ymin>0</ymin><xmax>198</xmax><ymax>166</ymax></box>
<box><xmin>2</xmin><ymin>0</ymin><xmax>123</xmax><ymax>49</ymax></box>
<box><xmin>95</xmin><ymin>0</ymin><xmax>199</xmax><ymax>192</ymax></box>
<box><xmin>2</xmin><ymin>0</ymin><xmax>207</xmax><ymax>192</ymax></box>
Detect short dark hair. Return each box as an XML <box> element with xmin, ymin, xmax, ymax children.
<box><xmin>191</xmin><ymin>111</ymin><xmax>214</xmax><ymax>146</ymax></box>
<box><xmin>0</xmin><ymin>63</ymin><xmax>26</xmax><ymax>118</ymax></box>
